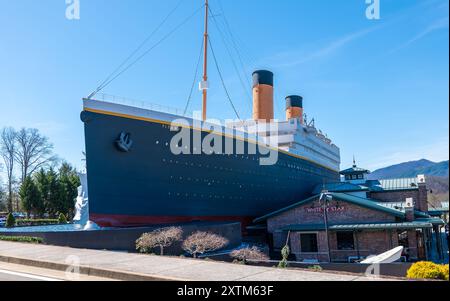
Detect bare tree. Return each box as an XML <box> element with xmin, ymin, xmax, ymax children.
<box><xmin>230</xmin><ymin>247</ymin><xmax>269</xmax><ymax>264</ymax></box>
<box><xmin>14</xmin><ymin>128</ymin><xmax>57</xmax><ymax>183</ymax></box>
<box><xmin>182</xmin><ymin>232</ymin><xmax>229</xmax><ymax>258</ymax></box>
<box><xmin>136</xmin><ymin>227</ymin><xmax>183</xmax><ymax>255</ymax></box>
<box><xmin>1</xmin><ymin>127</ymin><xmax>17</xmax><ymax>212</ymax></box>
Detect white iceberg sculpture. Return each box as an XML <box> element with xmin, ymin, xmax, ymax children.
<box><xmin>73</xmin><ymin>171</ymin><xmax>101</xmax><ymax>230</ymax></box>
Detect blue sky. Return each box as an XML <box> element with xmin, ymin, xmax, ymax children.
<box><xmin>0</xmin><ymin>0</ymin><xmax>448</xmax><ymax>172</ymax></box>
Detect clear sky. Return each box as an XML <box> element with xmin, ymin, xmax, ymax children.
<box><xmin>0</xmin><ymin>0</ymin><xmax>448</xmax><ymax>172</ymax></box>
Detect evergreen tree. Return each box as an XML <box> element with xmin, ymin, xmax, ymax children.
<box><xmin>46</xmin><ymin>168</ymin><xmax>61</xmax><ymax>217</ymax></box>
<box><xmin>33</xmin><ymin>169</ymin><xmax>49</xmax><ymax>217</ymax></box>
<box><xmin>5</xmin><ymin>212</ymin><xmax>15</xmax><ymax>228</ymax></box>
<box><xmin>19</xmin><ymin>176</ymin><xmax>41</xmax><ymax>217</ymax></box>
<box><xmin>58</xmin><ymin>162</ymin><xmax>80</xmax><ymax>219</ymax></box>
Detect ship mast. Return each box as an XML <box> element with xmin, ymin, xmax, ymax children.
<box><xmin>201</xmin><ymin>0</ymin><xmax>209</xmax><ymax>121</ymax></box>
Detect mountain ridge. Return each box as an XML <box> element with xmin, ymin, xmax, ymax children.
<box><xmin>368</xmin><ymin>159</ymin><xmax>449</xmax><ymax>180</ymax></box>
<box><xmin>367</xmin><ymin>159</ymin><xmax>449</xmax><ymax>207</ymax></box>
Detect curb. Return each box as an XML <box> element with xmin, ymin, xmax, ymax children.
<box><xmin>0</xmin><ymin>255</ymin><xmax>187</xmax><ymax>281</ymax></box>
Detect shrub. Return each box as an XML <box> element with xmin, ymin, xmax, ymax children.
<box><xmin>182</xmin><ymin>231</ymin><xmax>229</xmax><ymax>258</ymax></box>
<box><xmin>58</xmin><ymin>213</ymin><xmax>68</xmax><ymax>224</ymax></box>
<box><xmin>278</xmin><ymin>245</ymin><xmax>290</xmax><ymax>268</ymax></box>
<box><xmin>15</xmin><ymin>219</ymin><xmax>59</xmax><ymax>227</ymax></box>
<box><xmin>0</xmin><ymin>236</ymin><xmax>43</xmax><ymax>244</ymax></box>
<box><xmin>308</xmin><ymin>265</ymin><xmax>323</xmax><ymax>272</ymax></box>
<box><xmin>5</xmin><ymin>213</ymin><xmax>15</xmax><ymax>228</ymax></box>
<box><xmin>136</xmin><ymin>227</ymin><xmax>183</xmax><ymax>255</ymax></box>
<box><xmin>230</xmin><ymin>247</ymin><xmax>269</xmax><ymax>264</ymax></box>
<box><xmin>407</xmin><ymin>262</ymin><xmax>449</xmax><ymax>280</ymax></box>
<box><xmin>439</xmin><ymin>264</ymin><xmax>449</xmax><ymax>281</ymax></box>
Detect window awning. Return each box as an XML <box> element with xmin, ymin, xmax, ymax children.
<box><xmin>281</xmin><ymin>221</ymin><xmax>434</xmax><ymax>232</ymax></box>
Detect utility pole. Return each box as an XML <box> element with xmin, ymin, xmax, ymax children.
<box><xmin>321</xmin><ymin>192</ymin><xmax>332</xmax><ymax>263</ymax></box>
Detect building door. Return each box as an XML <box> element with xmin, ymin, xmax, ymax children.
<box><xmin>398</xmin><ymin>231</ymin><xmax>410</xmax><ymax>261</ymax></box>
<box><xmin>417</xmin><ymin>231</ymin><xmax>426</xmax><ymax>260</ymax></box>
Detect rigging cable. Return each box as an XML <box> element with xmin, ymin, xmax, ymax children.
<box><xmin>87</xmin><ymin>0</ymin><xmax>185</xmax><ymax>99</ymax></box>
<box><xmin>217</xmin><ymin>0</ymin><xmax>258</xmax><ymax>68</ymax></box>
<box><xmin>208</xmin><ymin>35</ymin><xmax>241</xmax><ymax>121</ymax></box>
<box><xmin>87</xmin><ymin>4</ymin><xmax>205</xmax><ymax>99</ymax></box>
<box><xmin>208</xmin><ymin>5</ymin><xmax>253</xmax><ymax>114</ymax></box>
<box><xmin>218</xmin><ymin>0</ymin><xmax>284</xmax><ymax>120</ymax></box>
<box><xmin>183</xmin><ymin>38</ymin><xmax>205</xmax><ymax>116</ymax></box>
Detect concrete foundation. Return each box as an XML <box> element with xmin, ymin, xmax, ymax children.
<box><xmin>0</xmin><ymin>222</ymin><xmax>242</xmax><ymax>253</ymax></box>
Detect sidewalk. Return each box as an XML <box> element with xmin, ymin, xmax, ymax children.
<box><xmin>0</xmin><ymin>241</ymin><xmax>393</xmax><ymax>281</ymax></box>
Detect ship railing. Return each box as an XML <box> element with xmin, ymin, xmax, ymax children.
<box><xmin>87</xmin><ymin>93</ymin><xmax>195</xmax><ymax>119</ymax></box>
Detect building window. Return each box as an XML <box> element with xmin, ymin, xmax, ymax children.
<box><xmin>337</xmin><ymin>232</ymin><xmax>355</xmax><ymax>250</ymax></box>
<box><xmin>300</xmin><ymin>233</ymin><xmax>318</xmax><ymax>253</ymax></box>
<box><xmin>358</xmin><ymin>174</ymin><xmax>364</xmax><ymax>180</ymax></box>
<box><xmin>351</xmin><ymin>175</ymin><xmax>357</xmax><ymax>180</ymax></box>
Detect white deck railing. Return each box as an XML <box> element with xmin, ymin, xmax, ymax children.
<box><xmin>87</xmin><ymin>93</ymin><xmax>193</xmax><ymax>118</ymax></box>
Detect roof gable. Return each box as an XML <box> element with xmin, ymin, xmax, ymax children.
<box><xmin>254</xmin><ymin>192</ymin><xmax>405</xmax><ymax>223</ymax></box>
<box><xmin>340</xmin><ymin>166</ymin><xmax>370</xmax><ymax>175</ymax></box>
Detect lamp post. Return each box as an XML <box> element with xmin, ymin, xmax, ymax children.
<box><xmin>320</xmin><ymin>191</ymin><xmax>332</xmax><ymax>263</ymax></box>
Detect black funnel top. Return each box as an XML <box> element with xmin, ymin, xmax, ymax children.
<box><xmin>286</xmin><ymin>95</ymin><xmax>303</xmax><ymax>109</ymax></box>
<box><xmin>252</xmin><ymin>70</ymin><xmax>274</xmax><ymax>87</ymax></box>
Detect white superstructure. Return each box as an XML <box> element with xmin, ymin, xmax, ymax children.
<box><xmin>228</xmin><ymin>118</ymin><xmax>341</xmax><ymax>171</ymax></box>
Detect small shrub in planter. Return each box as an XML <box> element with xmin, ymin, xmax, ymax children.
<box><xmin>182</xmin><ymin>231</ymin><xmax>229</xmax><ymax>258</ymax></box>
<box><xmin>58</xmin><ymin>213</ymin><xmax>68</xmax><ymax>224</ymax></box>
<box><xmin>5</xmin><ymin>213</ymin><xmax>15</xmax><ymax>228</ymax></box>
<box><xmin>407</xmin><ymin>262</ymin><xmax>449</xmax><ymax>280</ymax></box>
<box><xmin>308</xmin><ymin>265</ymin><xmax>323</xmax><ymax>272</ymax></box>
<box><xmin>278</xmin><ymin>245</ymin><xmax>290</xmax><ymax>268</ymax></box>
<box><xmin>440</xmin><ymin>264</ymin><xmax>449</xmax><ymax>281</ymax></box>
<box><xmin>230</xmin><ymin>247</ymin><xmax>269</xmax><ymax>265</ymax></box>
<box><xmin>136</xmin><ymin>227</ymin><xmax>183</xmax><ymax>255</ymax></box>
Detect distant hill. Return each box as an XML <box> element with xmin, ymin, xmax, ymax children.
<box><xmin>368</xmin><ymin>159</ymin><xmax>449</xmax><ymax>180</ymax></box>
<box><xmin>368</xmin><ymin>159</ymin><xmax>449</xmax><ymax>208</ymax></box>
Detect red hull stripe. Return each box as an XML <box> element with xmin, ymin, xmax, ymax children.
<box><xmin>90</xmin><ymin>214</ymin><xmax>254</xmax><ymax>229</ymax></box>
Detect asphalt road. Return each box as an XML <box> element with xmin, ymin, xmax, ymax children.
<box><xmin>0</xmin><ymin>269</ymin><xmax>61</xmax><ymax>281</ymax></box>
<box><xmin>0</xmin><ymin>262</ymin><xmax>117</xmax><ymax>281</ymax></box>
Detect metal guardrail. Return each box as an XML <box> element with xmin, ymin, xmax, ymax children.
<box><xmin>88</xmin><ymin>93</ymin><xmax>194</xmax><ymax>118</ymax></box>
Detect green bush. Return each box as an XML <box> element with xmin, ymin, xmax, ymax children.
<box><xmin>308</xmin><ymin>265</ymin><xmax>323</xmax><ymax>272</ymax></box>
<box><xmin>0</xmin><ymin>236</ymin><xmax>43</xmax><ymax>244</ymax></box>
<box><xmin>440</xmin><ymin>264</ymin><xmax>449</xmax><ymax>281</ymax></box>
<box><xmin>278</xmin><ymin>245</ymin><xmax>290</xmax><ymax>268</ymax></box>
<box><xmin>407</xmin><ymin>262</ymin><xmax>449</xmax><ymax>280</ymax></box>
<box><xmin>5</xmin><ymin>213</ymin><xmax>15</xmax><ymax>228</ymax></box>
<box><xmin>15</xmin><ymin>219</ymin><xmax>59</xmax><ymax>227</ymax></box>
<box><xmin>58</xmin><ymin>213</ymin><xmax>68</xmax><ymax>224</ymax></box>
